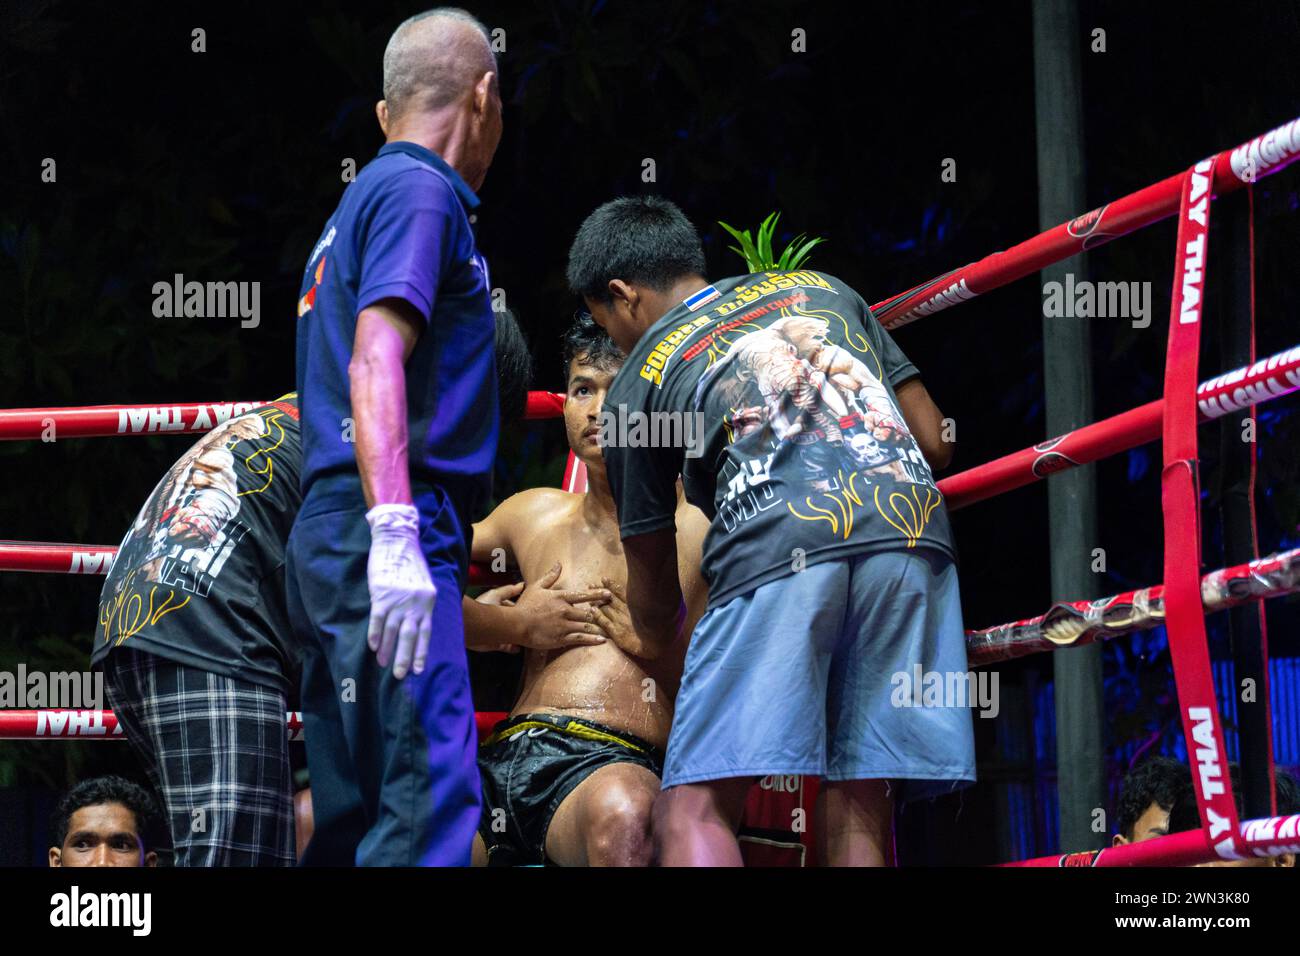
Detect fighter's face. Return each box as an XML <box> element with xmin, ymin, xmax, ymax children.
<box><xmin>49</xmin><ymin>803</ymin><xmax>155</xmax><ymax>868</ymax></box>
<box><xmin>564</xmin><ymin>356</ymin><xmax>620</xmax><ymax>465</ymax></box>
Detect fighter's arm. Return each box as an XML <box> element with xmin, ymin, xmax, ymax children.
<box><xmin>469</xmin><ymin>491</ymin><xmax>523</xmax><ymax>566</ymax></box>
<box><xmin>468</xmin><ymin>487</ymin><xmax>572</xmax><ymax>565</ymax></box>
<box><xmin>463</xmin><ymin>583</ymin><xmax>527</xmax><ymax>651</ymax></box>
<box><xmin>464</xmin><ymin>490</ymin><xmax>612</xmax><ymax>651</ymax></box>
<box><xmin>894</xmin><ymin>377</ymin><xmax>953</xmax><ymax>470</ymax></box>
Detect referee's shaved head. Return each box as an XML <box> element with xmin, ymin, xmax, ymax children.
<box><xmin>382</xmin><ymin>8</ymin><xmax>496</xmax><ymax>119</ymax></box>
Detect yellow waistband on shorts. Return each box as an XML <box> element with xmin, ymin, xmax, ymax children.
<box><xmin>482</xmin><ymin>718</ymin><xmax>647</xmax><ymax>754</ymax></box>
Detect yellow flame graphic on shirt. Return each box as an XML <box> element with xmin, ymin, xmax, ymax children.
<box><xmin>787</xmin><ymin>473</ymin><xmax>940</xmax><ymax>547</ymax></box>
<box><xmin>704</xmin><ymin>322</ymin><xmax>764</xmax><ymax>368</ymax></box>
<box><xmin>236</xmin><ymin>408</ymin><xmax>290</xmax><ymax>496</ymax></box>
<box><xmin>873</xmin><ymin>484</ymin><xmax>942</xmax><ymax>548</ymax></box>
<box><xmin>786</xmin><ymin>470</ymin><xmax>865</xmax><ymax>540</ymax></box>
<box><xmin>98</xmin><ymin>568</ymin><xmax>191</xmax><ymax>646</ymax></box>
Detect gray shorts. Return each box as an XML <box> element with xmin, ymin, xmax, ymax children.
<box><xmin>663</xmin><ymin>548</ymin><xmax>977</xmax><ymax>801</ymax></box>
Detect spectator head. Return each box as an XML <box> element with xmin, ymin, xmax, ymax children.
<box><xmin>1113</xmin><ymin>755</ymin><xmax>1192</xmax><ymax>846</ymax></box>
<box><xmin>49</xmin><ymin>776</ymin><xmax>161</xmax><ymax>868</ymax></box>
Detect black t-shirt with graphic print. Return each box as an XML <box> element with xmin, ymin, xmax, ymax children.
<box><xmin>91</xmin><ymin>395</ymin><xmax>303</xmax><ymax>693</ymax></box>
<box><xmin>602</xmin><ymin>271</ymin><xmax>956</xmax><ymax>610</ymax></box>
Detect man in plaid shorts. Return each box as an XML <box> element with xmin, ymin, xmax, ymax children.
<box><xmin>93</xmin><ymin>395</ymin><xmax>305</xmax><ymax>866</ymax></box>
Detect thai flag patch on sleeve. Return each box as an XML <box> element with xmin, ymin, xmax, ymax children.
<box><xmin>683</xmin><ymin>285</ymin><xmax>720</xmax><ymax>311</ymax></box>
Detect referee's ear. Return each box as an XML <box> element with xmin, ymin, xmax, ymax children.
<box><xmin>376</xmin><ymin>100</ymin><xmax>391</xmax><ymax>137</ymax></box>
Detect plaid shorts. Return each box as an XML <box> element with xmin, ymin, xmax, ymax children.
<box><xmin>102</xmin><ymin>647</ymin><xmax>294</xmax><ymax>866</ymax></box>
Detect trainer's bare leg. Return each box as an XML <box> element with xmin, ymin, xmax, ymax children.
<box><xmin>544</xmin><ymin>763</ymin><xmax>659</xmax><ymax>866</ymax></box>
<box><xmin>652</xmin><ymin>777</ymin><xmax>754</xmax><ymax>866</ymax></box>
<box><xmin>816</xmin><ymin>778</ymin><xmax>894</xmax><ymax>866</ymax></box>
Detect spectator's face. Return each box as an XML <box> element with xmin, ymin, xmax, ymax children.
<box><xmin>49</xmin><ymin>802</ymin><xmax>157</xmax><ymax>867</ymax></box>
<box><xmin>1112</xmin><ymin>801</ymin><xmax>1171</xmax><ymax>846</ymax></box>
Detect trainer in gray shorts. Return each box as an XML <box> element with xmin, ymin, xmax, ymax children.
<box><xmin>662</xmin><ymin>547</ymin><xmax>976</xmax><ymax>800</ymax></box>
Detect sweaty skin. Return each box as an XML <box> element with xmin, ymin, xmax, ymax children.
<box><xmin>471</xmin><ymin>360</ymin><xmax>708</xmax><ymax>749</ymax></box>
<box><xmin>480</xmin><ymin>489</ymin><xmax>705</xmax><ymax>749</ymax></box>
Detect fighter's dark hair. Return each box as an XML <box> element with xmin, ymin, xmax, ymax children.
<box><xmin>566</xmin><ymin>195</ymin><xmax>707</xmax><ymax>304</ymax></box>
<box><xmin>561</xmin><ymin>312</ymin><xmax>624</xmax><ymax>383</ymax></box>
<box><xmin>494</xmin><ymin>306</ymin><xmax>533</xmax><ymax>426</ymax></box>
<box><xmin>49</xmin><ymin>775</ymin><xmax>162</xmax><ymax>851</ymax></box>
<box><xmin>1116</xmin><ymin>755</ymin><xmax>1192</xmax><ymax>840</ymax></box>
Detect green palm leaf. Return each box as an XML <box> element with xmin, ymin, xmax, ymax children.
<box><xmin>719</xmin><ymin>211</ymin><xmax>825</xmax><ymax>272</ymax></box>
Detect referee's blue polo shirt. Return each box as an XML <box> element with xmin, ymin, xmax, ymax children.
<box><xmin>293</xmin><ymin>140</ymin><xmax>498</xmax><ymax>570</ymax></box>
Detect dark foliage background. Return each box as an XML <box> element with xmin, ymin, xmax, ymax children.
<box><xmin>1</xmin><ymin>0</ymin><xmax>1297</xmax><ymax>863</ymax></box>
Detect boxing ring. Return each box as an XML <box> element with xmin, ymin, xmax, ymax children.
<box><xmin>4</xmin><ymin>116</ymin><xmax>1300</xmax><ymax>866</ymax></box>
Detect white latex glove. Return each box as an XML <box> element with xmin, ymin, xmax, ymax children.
<box><xmin>365</xmin><ymin>504</ymin><xmax>436</xmax><ymax>679</ymax></box>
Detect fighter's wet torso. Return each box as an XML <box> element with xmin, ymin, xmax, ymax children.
<box><xmin>507</xmin><ymin>491</ymin><xmax>693</xmax><ymax>751</ymax></box>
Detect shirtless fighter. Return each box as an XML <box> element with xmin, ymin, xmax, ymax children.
<box><xmin>468</xmin><ymin>315</ymin><xmax>710</xmax><ymax>866</ymax></box>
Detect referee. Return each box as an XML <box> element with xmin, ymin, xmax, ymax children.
<box><xmin>287</xmin><ymin>8</ymin><xmax>504</xmax><ymax>866</ymax></box>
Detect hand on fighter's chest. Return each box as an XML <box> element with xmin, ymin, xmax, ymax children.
<box><xmin>518</xmin><ymin>517</ymin><xmax>626</xmax><ymax>592</ymax></box>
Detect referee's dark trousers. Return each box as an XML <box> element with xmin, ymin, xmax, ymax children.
<box><xmin>286</xmin><ymin>483</ymin><xmax>481</xmax><ymax>866</ymax></box>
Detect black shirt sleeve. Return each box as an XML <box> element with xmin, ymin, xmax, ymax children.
<box><xmin>602</xmin><ymin>372</ymin><xmax>684</xmax><ymax>539</ymax></box>
<box><xmin>856</xmin><ymin>290</ymin><xmax>920</xmax><ymax>387</ymax></box>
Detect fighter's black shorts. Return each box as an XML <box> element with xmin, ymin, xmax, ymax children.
<box><xmin>477</xmin><ymin>712</ymin><xmax>665</xmax><ymax>866</ymax></box>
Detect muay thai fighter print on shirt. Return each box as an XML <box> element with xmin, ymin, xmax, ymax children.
<box><xmin>602</xmin><ymin>271</ymin><xmax>956</xmax><ymax>610</ymax></box>
<box><xmin>91</xmin><ymin>396</ymin><xmax>302</xmax><ymax>692</ymax></box>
